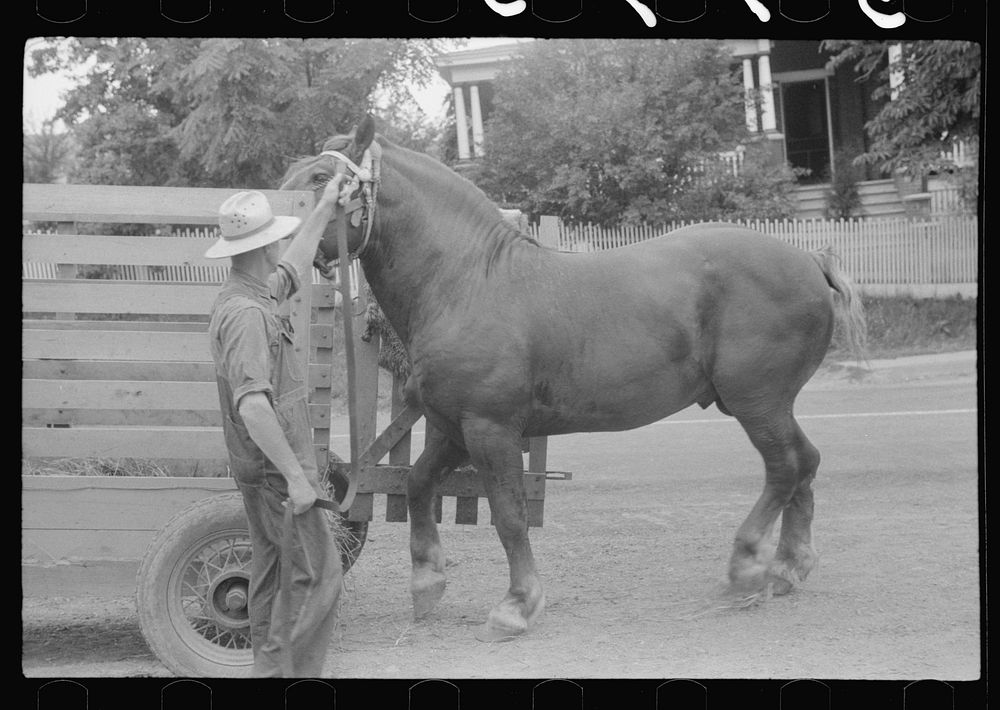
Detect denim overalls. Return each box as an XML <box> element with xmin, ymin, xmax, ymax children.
<box><xmin>208</xmin><ymin>265</ymin><xmax>341</xmax><ymax>677</ymax></box>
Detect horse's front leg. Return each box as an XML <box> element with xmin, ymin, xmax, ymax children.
<box><xmin>462</xmin><ymin>418</ymin><xmax>545</xmax><ymax>642</ymax></box>
<box><xmin>408</xmin><ymin>423</ymin><xmax>467</xmax><ymax>618</ymax></box>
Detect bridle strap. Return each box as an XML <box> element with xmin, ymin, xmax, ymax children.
<box><xmin>319</xmin><ymin>146</ymin><xmax>380</xmax><ymax>259</ymax></box>
<box><xmin>319</xmin><ymin>150</ymin><xmax>371</xmax><ymax>182</ymax></box>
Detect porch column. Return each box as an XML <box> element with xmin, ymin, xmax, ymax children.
<box><xmin>757</xmin><ymin>53</ymin><xmax>777</xmax><ymax>132</ymax></box>
<box><xmin>888</xmin><ymin>43</ymin><xmax>904</xmax><ymax>100</ymax></box>
<box><xmin>469</xmin><ymin>84</ymin><xmax>485</xmax><ymax>157</ymax></box>
<box><xmin>454</xmin><ymin>85</ymin><xmax>471</xmax><ymax>160</ymax></box>
<box><xmin>742</xmin><ymin>57</ymin><xmax>759</xmax><ymax>133</ymax></box>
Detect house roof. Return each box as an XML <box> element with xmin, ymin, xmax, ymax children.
<box><xmin>434</xmin><ymin>39</ymin><xmax>774</xmax><ymax>86</ymax></box>
<box><xmin>433</xmin><ymin>39</ymin><xmax>533</xmax><ymax>85</ymax></box>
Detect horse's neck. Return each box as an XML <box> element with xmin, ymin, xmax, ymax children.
<box><xmin>361</xmin><ymin>149</ymin><xmax>528</xmax><ymax>343</ymax></box>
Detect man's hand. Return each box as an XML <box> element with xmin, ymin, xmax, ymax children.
<box><xmin>286</xmin><ymin>474</ymin><xmax>319</xmax><ymax>515</ymax></box>
<box><xmin>317</xmin><ymin>172</ymin><xmax>347</xmax><ymax>207</ymax></box>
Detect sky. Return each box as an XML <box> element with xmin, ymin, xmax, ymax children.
<box><xmin>22</xmin><ymin>37</ymin><xmax>523</xmax><ymax>133</ymax></box>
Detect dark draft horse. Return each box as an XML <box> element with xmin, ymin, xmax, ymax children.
<box><xmin>281</xmin><ymin>116</ymin><xmax>867</xmax><ymax>641</ymax></box>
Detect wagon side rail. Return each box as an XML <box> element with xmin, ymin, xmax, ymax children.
<box><xmin>21</xmin><ymin>184</ymin><xmax>315</xmax><ymax>595</ymax></box>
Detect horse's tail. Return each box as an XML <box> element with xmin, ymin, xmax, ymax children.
<box><xmin>811</xmin><ymin>246</ymin><xmax>869</xmax><ymax>365</ymax></box>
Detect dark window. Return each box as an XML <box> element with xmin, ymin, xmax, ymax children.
<box><xmin>781</xmin><ymin>79</ymin><xmax>831</xmax><ymax>182</ymax></box>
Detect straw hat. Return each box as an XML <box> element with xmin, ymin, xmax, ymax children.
<box><xmin>204</xmin><ymin>191</ymin><xmax>302</xmax><ymax>259</ymax></box>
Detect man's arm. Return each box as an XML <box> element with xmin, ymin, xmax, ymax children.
<box><xmin>238</xmin><ymin>392</ymin><xmax>319</xmax><ymax>514</ymax></box>
<box><xmin>280</xmin><ymin>172</ymin><xmax>349</xmax><ymax>284</ymax></box>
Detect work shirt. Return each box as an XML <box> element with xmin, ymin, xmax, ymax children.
<box><xmin>208</xmin><ymin>263</ymin><xmax>316</xmax><ymax>492</ymax></box>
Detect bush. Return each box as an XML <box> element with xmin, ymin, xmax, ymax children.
<box><xmin>663</xmin><ymin>141</ymin><xmax>803</xmax><ymax>223</ymax></box>
<box><xmin>824</xmin><ymin>150</ymin><xmax>863</xmax><ymax>219</ymax></box>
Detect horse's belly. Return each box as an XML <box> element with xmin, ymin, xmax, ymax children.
<box><xmin>524</xmin><ymin>361</ymin><xmax>705</xmax><ymax>436</ymax></box>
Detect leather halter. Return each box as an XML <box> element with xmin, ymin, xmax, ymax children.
<box><xmin>319</xmin><ymin>144</ymin><xmax>380</xmax><ymax>259</ymax></box>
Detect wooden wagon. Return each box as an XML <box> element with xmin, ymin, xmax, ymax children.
<box><xmin>21</xmin><ymin>183</ymin><xmax>566</xmax><ymax>677</ymax></box>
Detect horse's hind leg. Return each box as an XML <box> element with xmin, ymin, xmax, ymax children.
<box><xmin>462</xmin><ymin>418</ymin><xmax>544</xmax><ymax>641</ymax></box>
<box><xmin>409</xmin><ymin>424</ymin><xmax>467</xmax><ymax>618</ymax></box>
<box><xmin>727</xmin><ymin>408</ymin><xmax>819</xmax><ymax>597</ymax></box>
<box><xmin>770</xmin><ymin>421</ymin><xmax>820</xmax><ymax>594</ymax></box>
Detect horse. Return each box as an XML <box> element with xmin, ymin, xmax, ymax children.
<box><xmin>280</xmin><ymin>115</ymin><xmax>867</xmax><ymax>641</ymax></box>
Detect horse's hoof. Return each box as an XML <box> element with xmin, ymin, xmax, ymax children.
<box><xmin>472</xmin><ymin>591</ymin><xmax>545</xmax><ymax>642</ymax></box>
<box><xmin>765</xmin><ymin>566</ymin><xmax>798</xmax><ymax>596</ymax></box>
<box><xmin>473</xmin><ymin>622</ymin><xmax>523</xmax><ymax>643</ymax></box>
<box><xmin>411</xmin><ymin>569</ymin><xmax>446</xmax><ymax>619</ymax></box>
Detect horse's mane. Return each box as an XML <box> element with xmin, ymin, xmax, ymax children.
<box><xmin>289</xmin><ymin>133</ymin><xmax>540</xmax><ymax>253</ymax></box>
<box><xmin>384</xmin><ymin>137</ymin><xmax>542</xmax><ymax>250</ymax></box>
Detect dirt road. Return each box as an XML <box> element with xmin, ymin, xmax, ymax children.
<box><xmin>22</xmin><ymin>352</ymin><xmax>980</xmax><ymax>680</ymax></box>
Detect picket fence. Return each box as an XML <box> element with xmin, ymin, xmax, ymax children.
<box><xmin>527</xmin><ymin>214</ymin><xmax>977</xmax><ymax>297</ymax></box>
<box><xmin>24</xmin><ymin>216</ymin><xmax>977</xmax><ymax>298</ymax></box>
<box><xmin>22</xmin><ymin>223</ymin><xmax>359</xmax><ymax>293</ymax></box>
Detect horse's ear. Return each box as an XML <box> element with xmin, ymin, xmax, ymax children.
<box><xmin>352</xmin><ymin>114</ymin><xmax>376</xmax><ymax>155</ymax></box>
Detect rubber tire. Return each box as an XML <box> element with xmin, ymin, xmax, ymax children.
<box><xmin>136</xmin><ymin>492</ymin><xmax>368</xmax><ymax>677</ymax></box>
<box><xmin>136</xmin><ymin>493</ymin><xmax>255</xmax><ymax>677</ymax></box>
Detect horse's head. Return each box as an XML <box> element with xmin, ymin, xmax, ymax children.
<box><xmin>280</xmin><ymin>114</ymin><xmax>378</xmax><ymax>262</ymax></box>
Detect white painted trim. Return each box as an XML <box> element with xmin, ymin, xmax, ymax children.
<box><xmin>824</xmin><ymin>75</ymin><xmax>835</xmax><ymax>174</ymax></box>
<box><xmin>453</xmin><ymin>86</ymin><xmax>470</xmax><ymax>161</ymax></box>
<box><xmin>469</xmin><ymin>84</ymin><xmax>485</xmax><ymax>157</ymax></box>
<box><xmin>757</xmin><ymin>54</ymin><xmax>776</xmax><ymax>132</ymax></box>
<box><xmin>742</xmin><ymin>57</ymin><xmax>758</xmax><ymax>133</ymax></box>
<box><xmin>772</xmin><ymin>68</ymin><xmax>833</xmax><ymax>83</ymax></box>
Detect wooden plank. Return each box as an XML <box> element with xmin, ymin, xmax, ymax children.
<box><xmin>54</xmin><ymin>222</ymin><xmax>77</xmax><ymax>321</ymax></box>
<box><xmin>23</xmin><ymin>234</ymin><xmax>220</xmax><ymax>266</ymax></box>
<box><xmin>528</xmin><ymin>437</ymin><xmax>548</xmax><ymax>474</ymax></box>
<box><xmin>23</xmin><ymin>379</ymin><xmax>219</xmax><ymax>411</ymax></box>
<box><xmin>385</xmin><ymin>494</ymin><xmax>408</xmax><ymax>523</ymax></box>
<box><xmin>22</xmin><ymin>560</ymin><xmax>142</xmax><ymax>598</ymax></box>
<box><xmin>24</xmin><ymin>457</ymin><xmax>227</xmax><ymax>477</ymax></box>
<box><xmin>22</xmin><ymin>408</ymin><xmax>222</xmax><ymax>428</ymax></box>
<box><xmin>22</xmin><ymin>474</ymin><xmax>236</xmax><ymax>527</ymax></box>
<box><xmin>23</xmin><ymin>281</ymin><xmax>333</xmax><ymax>316</ymax></box>
<box><xmin>527</xmin><ymin>499</ymin><xmax>544</xmax><ymax>527</ymax></box>
<box><xmin>455</xmin><ymin>496</ymin><xmax>479</xmax><ymax>525</ymax></box>
<box><xmin>23</xmin><ymin>183</ymin><xmax>314</xmax><ymax>224</ymax></box>
<box><xmin>360</xmin><ymin>405</ymin><xmax>423</xmax><ymax>466</ymax></box>
<box><xmin>23</xmin><ymin>319</ymin><xmax>209</xmax><ymax>332</ymax></box>
<box><xmin>309</xmin><ymin>362</ymin><xmax>333</xmax><ymax>390</ymax></box>
<box><xmin>389</xmin><ymin>376</ymin><xmax>413</xmax><ymax>467</ymax></box>
<box><xmin>346</xmin><ymin>492</ymin><xmax>374</xmax><ymax>522</ymax></box>
<box><xmin>23</xmin><ymin>281</ymin><xmax>219</xmax><ymax>315</ymax></box>
<box><xmin>23</xmin><ymin>329</ymin><xmax>212</xmax><ymax>362</ymax></box>
<box><xmin>22</xmin><ymin>426</ymin><xmax>228</xmax><ymax>460</ymax></box>
<box><xmin>22</xmin><ymin>360</ymin><xmax>217</xmax><ymax>382</ymax></box>
<box><xmin>24</xmin><ymin>530</ymin><xmax>158</xmax><ymax>564</ymax></box>
<box><xmin>332</xmin><ymin>464</ymin><xmax>546</xmax><ymax>500</ymax></box>
<box><xmin>352</xmin><ymin>277</ymin><xmax>381</xmax><ymax>453</ymax></box>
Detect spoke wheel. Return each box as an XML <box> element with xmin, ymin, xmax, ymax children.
<box><xmin>136</xmin><ymin>490</ymin><xmax>369</xmax><ymax>677</ymax></box>
<box><xmin>136</xmin><ymin>494</ymin><xmax>255</xmax><ymax>677</ymax></box>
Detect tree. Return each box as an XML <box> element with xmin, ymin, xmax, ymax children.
<box><xmin>821</xmin><ymin>40</ymin><xmax>981</xmax><ymax>182</ymax></box>
<box><xmin>23</xmin><ymin>119</ymin><xmax>75</xmax><ymax>183</ymax></box>
<box><xmin>475</xmin><ymin>39</ymin><xmax>755</xmax><ymax>226</ymax></box>
<box><xmin>27</xmin><ymin>38</ymin><xmax>444</xmax><ymax>189</ymax></box>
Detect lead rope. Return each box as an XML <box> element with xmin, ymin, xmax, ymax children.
<box><xmin>319</xmin><ymin>144</ymin><xmax>380</xmax><ymax>259</ymax></box>
<box><xmin>335</xmin><ymin>202</ymin><xmax>361</xmax><ymax>514</ymax></box>
<box><xmin>277</xmin><ymin>503</ymin><xmax>296</xmax><ymax>676</ymax></box>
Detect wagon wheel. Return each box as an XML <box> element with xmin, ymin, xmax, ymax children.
<box><xmin>136</xmin><ymin>490</ymin><xmax>368</xmax><ymax>677</ymax></box>
<box><xmin>136</xmin><ymin>493</ymin><xmax>255</xmax><ymax>677</ymax></box>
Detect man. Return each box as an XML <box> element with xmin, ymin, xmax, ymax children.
<box><xmin>205</xmin><ymin>176</ymin><xmax>346</xmax><ymax>677</ymax></box>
